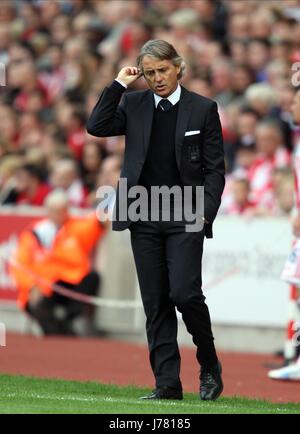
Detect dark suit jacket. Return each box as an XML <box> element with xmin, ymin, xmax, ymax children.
<box><xmin>87</xmin><ymin>82</ymin><xmax>225</xmax><ymax>238</ymax></box>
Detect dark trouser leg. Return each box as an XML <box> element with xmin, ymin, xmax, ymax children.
<box><xmin>130</xmin><ymin>227</ymin><xmax>182</xmax><ymax>390</ymax></box>
<box><xmin>79</xmin><ymin>271</ymin><xmax>101</xmax><ymax>325</ymax></box>
<box><xmin>58</xmin><ymin>271</ymin><xmax>100</xmax><ymax>320</ymax></box>
<box><xmin>26</xmin><ymin>297</ymin><xmax>63</xmax><ymax>335</ymax></box>
<box><xmin>26</xmin><ymin>272</ymin><xmax>100</xmax><ymax>336</ymax></box>
<box><xmin>166</xmin><ymin>229</ymin><xmax>218</xmax><ymax>368</ymax></box>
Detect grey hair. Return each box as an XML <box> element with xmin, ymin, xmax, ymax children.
<box><xmin>45</xmin><ymin>189</ymin><xmax>69</xmax><ymax>209</ymax></box>
<box><xmin>245</xmin><ymin>83</ymin><xmax>278</xmax><ymax>108</ymax></box>
<box><xmin>137</xmin><ymin>40</ymin><xmax>186</xmax><ymax>80</ymax></box>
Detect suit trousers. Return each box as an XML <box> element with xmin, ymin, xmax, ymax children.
<box><xmin>129</xmin><ymin>219</ymin><xmax>218</xmax><ymax>390</ymax></box>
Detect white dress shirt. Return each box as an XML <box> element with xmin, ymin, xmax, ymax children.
<box><xmin>114</xmin><ymin>79</ymin><xmax>181</xmax><ymax>108</ymax></box>
<box><xmin>153</xmin><ymin>84</ymin><xmax>181</xmax><ymax>108</ymax></box>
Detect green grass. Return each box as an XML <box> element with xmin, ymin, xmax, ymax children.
<box><xmin>0</xmin><ymin>374</ymin><xmax>299</xmax><ymax>414</ymax></box>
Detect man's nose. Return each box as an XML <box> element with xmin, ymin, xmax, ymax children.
<box><xmin>154</xmin><ymin>71</ymin><xmax>163</xmax><ymax>82</ymax></box>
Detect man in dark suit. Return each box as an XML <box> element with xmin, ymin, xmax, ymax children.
<box><xmin>87</xmin><ymin>40</ymin><xmax>225</xmax><ymax>401</ymax></box>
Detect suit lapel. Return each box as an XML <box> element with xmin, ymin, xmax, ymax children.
<box><xmin>175</xmin><ymin>86</ymin><xmax>193</xmax><ymax>170</ymax></box>
<box><xmin>140</xmin><ymin>90</ymin><xmax>154</xmax><ymax>158</ymax></box>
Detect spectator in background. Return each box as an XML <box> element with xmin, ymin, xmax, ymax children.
<box><xmin>222</xmin><ymin>177</ymin><xmax>256</xmax><ymax>216</ymax></box>
<box><xmin>50</xmin><ymin>159</ymin><xmax>88</xmax><ymax>208</ymax></box>
<box><xmin>235</xmin><ymin>108</ymin><xmax>258</xmax><ymax>150</ymax></box>
<box><xmin>38</xmin><ymin>43</ymin><xmax>66</xmax><ymax>104</ymax></box>
<box><xmin>231</xmin><ymin>64</ymin><xmax>255</xmax><ymax>104</ymax></box>
<box><xmin>0</xmin><ymin>105</ymin><xmax>19</xmax><ymax>150</ymax></box>
<box><xmin>224</xmin><ymin>107</ymin><xmax>258</xmax><ymax>172</ymax></box>
<box><xmin>247</xmin><ymin>39</ymin><xmax>271</xmax><ymax>82</ymax></box>
<box><xmin>80</xmin><ymin>142</ymin><xmax>104</xmax><ymax>193</ymax></box>
<box><xmin>3</xmin><ymin>163</ymin><xmax>51</xmax><ymax>206</ymax></box>
<box><xmin>65</xmin><ymin>108</ymin><xmax>87</xmax><ymax>160</ymax></box>
<box><xmin>87</xmin><ymin>154</ymin><xmax>122</xmax><ymax>209</ymax></box>
<box><xmin>18</xmin><ymin>111</ymin><xmax>45</xmax><ymax>150</ymax></box>
<box><xmin>234</xmin><ymin>144</ymin><xmax>257</xmax><ymax>177</ymax></box>
<box><xmin>210</xmin><ymin>59</ymin><xmax>234</xmax><ymax>107</ymax></box>
<box><xmin>97</xmin><ymin>155</ymin><xmax>123</xmax><ymax>192</ymax></box>
<box><xmin>9</xmin><ymin>60</ymin><xmax>50</xmax><ymax>113</ymax></box>
<box><xmin>10</xmin><ymin>190</ymin><xmax>107</xmax><ymax>336</ymax></box>
<box><xmin>272</xmin><ymin>168</ymin><xmax>295</xmax><ymax>216</ymax></box>
<box><xmin>54</xmin><ymin>103</ymin><xmax>87</xmax><ymax>160</ymax></box>
<box><xmin>0</xmin><ymin>0</ymin><xmax>299</xmax><ymax>221</ymax></box>
<box><xmin>0</xmin><ymin>155</ymin><xmax>23</xmax><ymax>204</ymax></box>
<box><xmin>248</xmin><ymin>121</ymin><xmax>290</xmax><ymax>210</ymax></box>
<box><xmin>245</xmin><ymin>83</ymin><xmax>279</xmax><ymax>119</ymax></box>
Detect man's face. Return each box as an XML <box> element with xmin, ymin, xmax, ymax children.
<box><xmin>233</xmin><ymin>180</ymin><xmax>249</xmax><ymax>206</ymax></box>
<box><xmin>255</xmin><ymin>126</ymin><xmax>281</xmax><ymax>158</ymax></box>
<box><xmin>291</xmin><ymin>90</ymin><xmax>300</xmax><ymax>125</ymax></box>
<box><xmin>141</xmin><ymin>55</ymin><xmax>180</xmax><ymax>97</ymax></box>
<box><xmin>51</xmin><ymin>168</ymin><xmax>75</xmax><ymax>190</ymax></box>
<box><xmin>237</xmin><ymin>113</ymin><xmax>257</xmax><ymax>137</ymax></box>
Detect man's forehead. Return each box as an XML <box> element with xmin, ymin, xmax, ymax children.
<box><xmin>142</xmin><ymin>57</ymin><xmax>171</xmax><ymax>69</ymax></box>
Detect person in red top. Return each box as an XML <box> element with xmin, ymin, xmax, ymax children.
<box><xmin>64</xmin><ymin>109</ymin><xmax>87</xmax><ymax>160</ymax></box>
<box><xmin>12</xmin><ymin>61</ymin><xmax>50</xmax><ymax>112</ymax></box>
<box><xmin>10</xmin><ymin>189</ymin><xmax>107</xmax><ymax>336</ymax></box>
<box><xmin>3</xmin><ymin>163</ymin><xmax>51</xmax><ymax>206</ymax></box>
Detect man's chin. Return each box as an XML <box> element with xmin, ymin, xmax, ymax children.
<box><xmin>155</xmin><ymin>88</ymin><xmax>170</xmax><ymax>97</ymax></box>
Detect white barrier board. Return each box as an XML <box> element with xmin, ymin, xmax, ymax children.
<box><xmin>203</xmin><ymin>216</ymin><xmax>292</xmax><ymax>327</ymax></box>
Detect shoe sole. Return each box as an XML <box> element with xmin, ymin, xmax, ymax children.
<box><xmin>140</xmin><ymin>397</ymin><xmax>183</xmax><ymax>400</ymax></box>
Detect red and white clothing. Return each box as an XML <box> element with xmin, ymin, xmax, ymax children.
<box><xmin>220</xmin><ymin>171</ymin><xmax>254</xmax><ymax>215</ymax></box>
<box><xmin>222</xmin><ymin>199</ymin><xmax>256</xmax><ymax>216</ymax></box>
<box><xmin>16</xmin><ymin>183</ymin><xmax>52</xmax><ymax>206</ymax></box>
<box><xmin>67</xmin><ymin>128</ymin><xmax>86</xmax><ymax>160</ymax></box>
<box><xmin>293</xmin><ymin>130</ymin><xmax>300</xmax><ymax>209</ymax></box>
<box><xmin>65</xmin><ymin>180</ymin><xmax>88</xmax><ymax>208</ymax></box>
<box><xmin>248</xmin><ymin>148</ymin><xmax>291</xmax><ymax>209</ymax></box>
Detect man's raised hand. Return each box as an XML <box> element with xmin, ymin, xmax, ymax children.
<box><xmin>116</xmin><ymin>66</ymin><xmax>142</xmax><ymax>87</ymax></box>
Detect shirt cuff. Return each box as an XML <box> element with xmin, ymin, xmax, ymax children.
<box><xmin>115</xmin><ymin>79</ymin><xmax>127</xmax><ymax>89</ymax></box>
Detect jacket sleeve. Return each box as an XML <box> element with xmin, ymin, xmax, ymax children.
<box><xmin>86</xmin><ymin>80</ymin><xmax>127</xmax><ymax>137</ymax></box>
<box><xmin>202</xmin><ymin>101</ymin><xmax>225</xmax><ymax>224</ymax></box>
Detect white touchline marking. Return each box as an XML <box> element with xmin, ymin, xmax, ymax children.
<box><xmin>0</xmin><ymin>392</ymin><xmax>293</xmax><ymax>412</ymax></box>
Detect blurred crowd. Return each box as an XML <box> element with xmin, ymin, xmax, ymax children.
<box><xmin>0</xmin><ymin>0</ymin><xmax>300</xmax><ymax>217</ymax></box>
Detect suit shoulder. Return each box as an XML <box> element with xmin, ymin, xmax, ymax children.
<box><xmin>125</xmin><ymin>89</ymin><xmax>150</xmax><ymax>101</ymax></box>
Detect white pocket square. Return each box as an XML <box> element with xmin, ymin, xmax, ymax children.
<box><xmin>185</xmin><ymin>130</ymin><xmax>200</xmax><ymax>136</ymax></box>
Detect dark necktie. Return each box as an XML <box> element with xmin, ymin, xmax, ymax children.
<box><xmin>158</xmin><ymin>99</ymin><xmax>172</xmax><ymax>112</ymax></box>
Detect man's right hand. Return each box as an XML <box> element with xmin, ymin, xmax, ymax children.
<box><xmin>116</xmin><ymin>66</ymin><xmax>142</xmax><ymax>87</ymax></box>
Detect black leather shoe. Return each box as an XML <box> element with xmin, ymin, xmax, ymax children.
<box><xmin>200</xmin><ymin>361</ymin><xmax>223</xmax><ymax>401</ymax></box>
<box><xmin>140</xmin><ymin>386</ymin><xmax>183</xmax><ymax>400</ymax></box>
